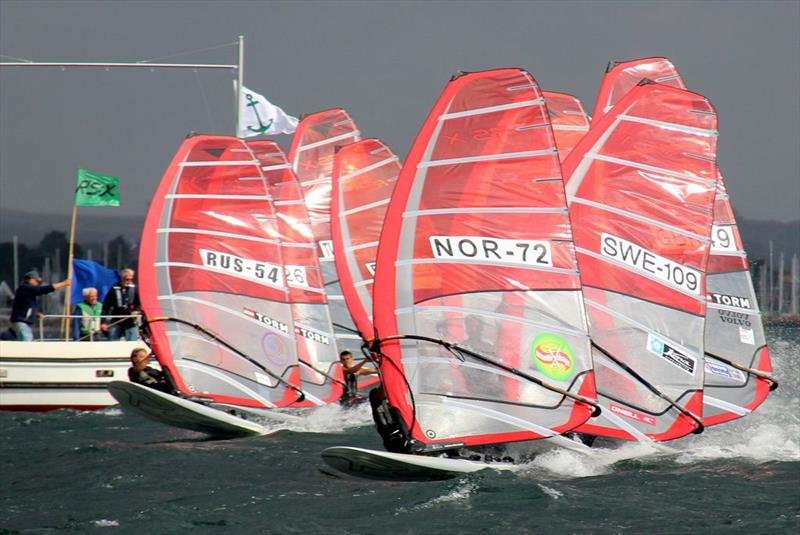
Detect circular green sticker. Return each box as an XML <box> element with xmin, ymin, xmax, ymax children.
<box><xmin>531</xmin><ymin>333</ymin><xmax>574</xmax><ymax>381</ymax></box>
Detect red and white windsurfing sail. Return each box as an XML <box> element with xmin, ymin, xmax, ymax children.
<box><xmin>249</xmin><ymin>141</ymin><xmax>344</xmax><ymax>405</ymax></box>
<box><xmin>543</xmin><ymin>91</ymin><xmax>591</xmax><ymax>163</ymax></box>
<box><xmin>372</xmin><ymin>69</ymin><xmax>597</xmax><ymax>451</ymax></box>
<box><xmin>564</xmin><ymin>82</ymin><xmax>719</xmax><ymax>441</ymax></box>
<box><xmin>139</xmin><ymin>135</ymin><xmax>307</xmax><ymax>409</ymax></box>
<box><xmin>591</xmin><ymin>57</ymin><xmax>686</xmax><ymax>123</ymax></box>
<box><xmin>591</xmin><ymin>57</ymin><xmax>776</xmax><ymax>425</ymax></box>
<box><xmin>288</xmin><ymin>109</ymin><xmax>363</xmax><ymax>354</ymax></box>
<box><xmin>331</xmin><ymin>139</ymin><xmax>401</xmax><ymax>340</ymax></box>
<box><xmin>703</xmin><ymin>175</ymin><xmax>775</xmax><ymax>424</ymax></box>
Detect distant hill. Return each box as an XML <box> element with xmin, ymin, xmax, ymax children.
<box><xmin>0</xmin><ymin>209</ymin><xmax>145</xmax><ymax>245</ymax></box>
<box><xmin>1</xmin><ymin>208</ymin><xmax>797</xmax><ymax>259</ymax></box>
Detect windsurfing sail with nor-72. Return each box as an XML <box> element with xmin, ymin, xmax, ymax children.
<box><xmin>564</xmin><ymin>82</ymin><xmax>719</xmax><ymax>441</ymax></box>
<box><xmin>590</xmin><ymin>57</ymin><xmax>777</xmax><ymax>425</ymax></box>
<box><xmin>288</xmin><ymin>109</ymin><xmax>363</xmax><ymax>354</ymax></box>
<box><xmin>138</xmin><ymin>134</ymin><xmax>308</xmax><ymax>409</ymax></box>
<box><xmin>542</xmin><ymin>91</ymin><xmax>591</xmax><ymax>163</ymax></box>
<box><xmin>372</xmin><ymin>69</ymin><xmax>598</xmax><ymax>451</ymax></box>
<box><xmin>331</xmin><ymin>139</ymin><xmax>401</xmax><ymax>341</ymax></box>
<box><xmin>249</xmin><ymin>140</ymin><xmax>344</xmax><ymax>405</ymax></box>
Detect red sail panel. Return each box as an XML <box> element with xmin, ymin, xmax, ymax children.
<box><xmin>373</xmin><ymin>69</ymin><xmax>596</xmax><ymax>450</ymax></box>
<box><xmin>543</xmin><ymin>91</ymin><xmax>591</xmax><ymax>163</ymax></box>
<box><xmin>564</xmin><ymin>83</ymin><xmax>718</xmax><ymax>441</ymax></box>
<box><xmin>288</xmin><ymin>109</ymin><xmax>363</xmax><ymax>355</ymax></box>
<box><xmin>331</xmin><ymin>139</ymin><xmax>401</xmax><ymax>340</ymax></box>
<box><xmin>139</xmin><ymin>135</ymin><xmax>302</xmax><ymax>409</ymax></box>
<box><xmin>591</xmin><ymin>57</ymin><xmax>686</xmax><ymax>123</ymax></box>
<box><xmin>249</xmin><ymin>141</ymin><xmax>343</xmax><ymax>406</ymax></box>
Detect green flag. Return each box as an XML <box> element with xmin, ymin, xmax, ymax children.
<box><xmin>74</xmin><ymin>169</ymin><xmax>121</xmax><ymax>207</ymax></box>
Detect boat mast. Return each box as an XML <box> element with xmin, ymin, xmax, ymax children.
<box><xmin>236</xmin><ymin>35</ymin><xmax>244</xmax><ymax>138</ymax></box>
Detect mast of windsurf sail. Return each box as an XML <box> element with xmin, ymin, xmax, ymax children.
<box><xmin>138</xmin><ymin>135</ymin><xmax>308</xmax><ymax>409</ymax></box>
<box><xmin>287</xmin><ymin>109</ymin><xmax>363</xmax><ymax>355</ymax></box>
<box><xmin>591</xmin><ymin>57</ymin><xmax>776</xmax><ymax>426</ymax></box>
<box><xmin>331</xmin><ymin>139</ymin><xmax>401</xmax><ymax>341</ymax></box>
<box><xmin>542</xmin><ymin>92</ymin><xmax>591</xmax><ymax>163</ymax></box>
<box><xmin>249</xmin><ymin>140</ymin><xmax>344</xmax><ymax>406</ymax></box>
<box><xmin>564</xmin><ymin>81</ymin><xmax>719</xmax><ymax>442</ymax></box>
<box><xmin>372</xmin><ymin>69</ymin><xmax>597</xmax><ymax>452</ymax></box>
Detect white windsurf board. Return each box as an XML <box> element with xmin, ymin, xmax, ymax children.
<box><xmin>108</xmin><ymin>381</ymin><xmax>269</xmax><ymax>437</ymax></box>
<box><xmin>321</xmin><ymin>446</ymin><xmax>516</xmax><ymax>481</ymax></box>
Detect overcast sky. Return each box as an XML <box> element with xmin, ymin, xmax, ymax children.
<box><xmin>1</xmin><ymin>1</ymin><xmax>798</xmax><ymax>225</ymax></box>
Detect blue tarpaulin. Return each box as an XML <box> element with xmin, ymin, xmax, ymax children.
<box><xmin>70</xmin><ymin>259</ymin><xmax>119</xmax><ymax>304</ymax></box>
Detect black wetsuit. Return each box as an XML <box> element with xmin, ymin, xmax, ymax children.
<box><xmin>369</xmin><ymin>388</ymin><xmax>414</xmax><ymax>453</ymax></box>
<box><xmin>340</xmin><ymin>373</ymin><xmax>365</xmax><ymax>406</ymax></box>
<box><xmin>128</xmin><ymin>366</ymin><xmax>172</xmax><ymax>394</ymax></box>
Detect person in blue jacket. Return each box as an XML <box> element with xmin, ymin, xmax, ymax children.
<box><xmin>9</xmin><ymin>271</ymin><xmax>71</xmax><ymax>341</ymax></box>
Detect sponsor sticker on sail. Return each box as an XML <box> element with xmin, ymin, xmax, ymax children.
<box><xmin>646</xmin><ymin>333</ymin><xmax>696</xmax><ymax>375</ymax></box>
<box><xmin>531</xmin><ymin>333</ymin><xmax>574</xmax><ymax>381</ymax></box>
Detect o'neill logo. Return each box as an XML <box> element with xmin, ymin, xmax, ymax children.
<box><xmin>609</xmin><ymin>404</ymin><xmax>657</xmax><ymax>426</ymax></box>
<box><xmin>531</xmin><ymin>333</ymin><xmax>574</xmax><ymax>381</ymax></box>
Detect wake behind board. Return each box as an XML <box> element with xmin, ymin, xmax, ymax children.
<box><xmin>321</xmin><ymin>446</ymin><xmax>516</xmax><ymax>481</ymax></box>
<box><xmin>108</xmin><ymin>381</ymin><xmax>268</xmax><ymax>437</ymax></box>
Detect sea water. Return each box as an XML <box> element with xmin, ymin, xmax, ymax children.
<box><xmin>1</xmin><ymin>326</ymin><xmax>798</xmax><ymax>534</ymax></box>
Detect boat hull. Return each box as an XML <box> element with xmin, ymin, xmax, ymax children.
<box><xmin>0</xmin><ymin>341</ymin><xmax>147</xmax><ymax>411</ymax></box>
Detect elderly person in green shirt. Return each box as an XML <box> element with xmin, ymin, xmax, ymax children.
<box><xmin>72</xmin><ymin>287</ymin><xmax>107</xmax><ymax>341</ymax></box>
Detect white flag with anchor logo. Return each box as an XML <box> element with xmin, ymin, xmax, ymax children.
<box><xmin>237</xmin><ymin>84</ymin><xmax>298</xmax><ymax>138</ymax></box>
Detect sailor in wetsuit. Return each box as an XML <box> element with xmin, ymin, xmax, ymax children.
<box><xmin>128</xmin><ymin>348</ymin><xmax>173</xmax><ymax>394</ymax></box>
<box><xmin>339</xmin><ymin>350</ymin><xmax>378</xmax><ymax>406</ymax></box>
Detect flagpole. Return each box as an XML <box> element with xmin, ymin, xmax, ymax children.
<box><xmin>236</xmin><ymin>35</ymin><xmax>244</xmax><ymax>138</ymax></box>
<box><xmin>62</xmin><ymin>204</ymin><xmax>78</xmax><ymax>340</ymax></box>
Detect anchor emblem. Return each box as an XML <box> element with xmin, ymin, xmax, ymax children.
<box><xmin>245</xmin><ymin>93</ymin><xmax>274</xmax><ymax>134</ymax></box>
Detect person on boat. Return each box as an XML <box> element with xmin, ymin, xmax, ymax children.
<box><xmin>71</xmin><ymin>287</ymin><xmax>107</xmax><ymax>341</ymax></box>
<box><xmin>103</xmin><ymin>268</ymin><xmax>141</xmax><ymax>341</ymax></box>
<box><xmin>128</xmin><ymin>347</ymin><xmax>172</xmax><ymax>393</ymax></box>
<box><xmin>9</xmin><ymin>271</ymin><xmax>71</xmax><ymax>341</ymax></box>
<box><xmin>339</xmin><ymin>350</ymin><xmax>378</xmax><ymax>406</ymax></box>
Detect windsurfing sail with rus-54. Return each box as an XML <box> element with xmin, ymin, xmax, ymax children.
<box><xmin>542</xmin><ymin>91</ymin><xmax>591</xmax><ymax>163</ymax></box>
<box><xmin>331</xmin><ymin>139</ymin><xmax>401</xmax><ymax>341</ymax></box>
<box><xmin>138</xmin><ymin>134</ymin><xmax>309</xmax><ymax>409</ymax></box>
<box><xmin>590</xmin><ymin>57</ymin><xmax>777</xmax><ymax>425</ymax></box>
<box><xmin>564</xmin><ymin>82</ymin><xmax>719</xmax><ymax>441</ymax></box>
<box><xmin>591</xmin><ymin>57</ymin><xmax>686</xmax><ymax>122</ymax></box>
<box><xmin>371</xmin><ymin>69</ymin><xmax>599</xmax><ymax>452</ymax></box>
<box><xmin>288</xmin><ymin>109</ymin><xmax>363</xmax><ymax>354</ymax></box>
<box><xmin>248</xmin><ymin>140</ymin><xmax>344</xmax><ymax>406</ymax></box>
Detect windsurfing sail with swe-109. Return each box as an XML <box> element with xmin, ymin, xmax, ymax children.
<box><xmin>288</xmin><ymin>109</ymin><xmax>363</xmax><ymax>356</ymax></box>
<box><xmin>563</xmin><ymin>81</ymin><xmax>719</xmax><ymax>441</ymax></box>
<box><xmin>371</xmin><ymin>69</ymin><xmax>600</xmax><ymax>452</ymax></box>
<box><xmin>590</xmin><ymin>57</ymin><xmax>777</xmax><ymax>427</ymax></box>
<box><xmin>138</xmin><ymin>134</ymin><xmax>318</xmax><ymax>409</ymax></box>
<box><xmin>249</xmin><ymin>140</ymin><xmax>345</xmax><ymax>406</ymax></box>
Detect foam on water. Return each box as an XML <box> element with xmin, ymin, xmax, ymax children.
<box><xmin>250</xmin><ymin>401</ymin><xmax>373</xmax><ymax>435</ymax></box>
